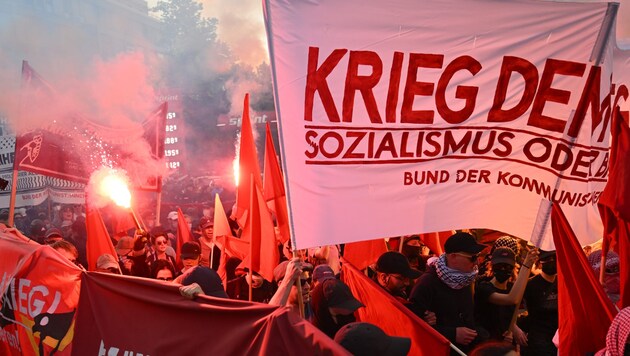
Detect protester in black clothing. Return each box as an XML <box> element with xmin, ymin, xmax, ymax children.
<box><xmin>226</xmin><ymin>269</ymin><xmax>275</xmax><ymax>303</ymax></box>
<box><xmin>518</xmin><ymin>250</ymin><xmax>558</xmax><ymax>356</ymax></box>
<box><xmin>311</xmin><ymin>278</ymin><xmax>364</xmax><ymax>338</ymax></box>
<box><xmin>409</xmin><ymin>232</ymin><xmax>488</xmax><ymax>354</ymax></box>
<box><xmin>475</xmin><ymin>247</ymin><xmax>538</xmax><ymax>343</ymax></box>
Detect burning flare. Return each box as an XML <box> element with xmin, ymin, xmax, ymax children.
<box><xmin>100</xmin><ymin>173</ymin><xmax>131</xmax><ymax>208</ymax></box>
<box><xmin>233</xmin><ymin>157</ymin><xmax>240</xmax><ymax>187</ymax></box>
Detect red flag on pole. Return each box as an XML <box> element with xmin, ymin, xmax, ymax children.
<box><xmin>175</xmin><ymin>208</ymin><xmax>193</xmax><ymax>268</ymax></box>
<box><xmin>213</xmin><ymin>194</ymin><xmax>249</xmax><ymax>284</ymax></box>
<box><xmin>551</xmin><ymin>204</ymin><xmax>617</xmax><ymax>355</ymax></box>
<box><xmin>341</xmin><ymin>259</ymin><xmax>450</xmax><ymax>356</ymax></box>
<box><xmin>263</xmin><ymin>122</ymin><xmax>290</xmax><ymax>244</ymax></box>
<box><xmin>238</xmin><ymin>178</ymin><xmax>279</xmax><ymax>282</ymax></box>
<box><xmin>85</xmin><ymin>204</ymin><xmax>118</xmax><ymax>271</ymax></box>
<box><xmin>599</xmin><ymin>108</ymin><xmax>630</xmax><ymax>308</ymax></box>
<box><xmin>234</xmin><ymin>94</ymin><xmax>263</xmax><ymax>226</ymax></box>
<box><xmin>343</xmin><ymin>238</ymin><xmax>388</xmax><ymax>271</ymax></box>
<box><xmin>213</xmin><ymin>194</ymin><xmax>234</xmax><ymax>242</ymax></box>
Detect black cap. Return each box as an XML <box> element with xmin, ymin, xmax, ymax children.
<box><xmin>491</xmin><ymin>247</ymin><xmax>515</xmax><ymax>266</ymax></box>
<box><xmin>321</xmin><ymin>279</ymin><xmax>364</xmax><ymax>314</ymax></box>
<box><xmin>539</xmin><ymin>250</ymin><xmax>556</xmax><ymax>261</ymax></box>
<box><xmin>313</xmin><ymin>264</ymin><xmax>336</xmax><ymax>283</ymax></box>
<box><xmin>181</xmin><ymin>241</ymin><xmax>201</xmax><ymax>259</ymax></box>
<box><xmin>181</xmin><ymin>266</ymin><xmax>228</xmax><ymax>298</ymax></box>
<box><xmin>376</xmin><ymin>251</ymin><xmax>422</xmax><ymax>279</ymax></box>
<box><xmin>334</xmin><ymin>322</ymin><xmax>411</xmax><ymax>356</ymax></box>
<box><xmin>444</xmin><ymin>232</ymin><xmax>486</xmax><ymax>254</ymax></box>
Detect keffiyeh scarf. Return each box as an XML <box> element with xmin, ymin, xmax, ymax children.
<box><xmin>432</xmin><ymin>254</ymin><xmax>478</xmax><ymax>290</ymax></box>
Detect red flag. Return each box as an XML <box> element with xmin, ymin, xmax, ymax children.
<box><xmin>238</xmin><ymin>180</ymin><xmax>279</xmax><ymax>282</ymax></box>
<box><xmin>214</xmin><ymin>193</ymin><xmax>250</xmax><ymax>283</ymax></box>
<box><xmin>418</xmin><ymin>231</ymin><xmax>453</xmax><ymax>255</ymax></box>
<box><xmin>263</xmin><ymin>122</ymin><xmax>290</xmax><ymax>244</ymax></box>
<box><xmin>85</xmin><ymin>204</ymin><xmax>118</xmax><ymax>271</ymax></box>
<box><xmin>551</xmin><ymin>204</ymin><xmax>617</xmax><ymax>355</ymax></box>
<box><xmin>135</xmin><ymin>102</ymin><xmax>167</xmax><ymax>192</ymax></box>
<box><xmin>343</xmin><ymin>238</ymin><xmax>388</xmax><ymax>271</ymax></box>
<box><xmin>599</xmin><ymin>108</ymin><xmax>630</xmax><ymax>308</ymax></box>
<box><xmin>175</xmin><ymin>208</ymin><xmax>193</xmax><ymax>268</ymax></box>
<box><xmin>234</xmin><ymin>94</ymin><xmax>263</xmax><ymax>226</ymax></box>
<box><xmin>341</xmin><ymin>260</ymin><xmax>450</xmax><ymax>356</ymax></box>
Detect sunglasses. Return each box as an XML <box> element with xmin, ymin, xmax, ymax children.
<box><xmin>156</xmin><ymin>277</ymin><xmax>173</xmax><ymax>281</ymax></box>
<box><xmin>453</xmin><ymin>253</ymin><xmax>479</xmax><ymax>262</ymax></box>
<box><xmin>155</xmin><ymin>240</ymin><xmax>168</xmax><ymax>246</ymax></box>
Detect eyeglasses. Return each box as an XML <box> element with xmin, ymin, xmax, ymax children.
<box><xmin>155</xmin><ymin>240</ymin><xmax>167</xmax><ymax>246</ymax></box>
<box><xmin>388</xmin><ymin>274</ymin><xmax>407</xmax><ymax>281</ymax></box>
<box><xmin>453</xmin><ymin>253</ymin><xmax>479</xmax><ymax>262</ymax></box>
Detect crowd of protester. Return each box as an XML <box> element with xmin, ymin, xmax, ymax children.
<box><xmin>3</xmin><ymin>200</ymin><xmax>628</xmax><ymax>356</ymax></box>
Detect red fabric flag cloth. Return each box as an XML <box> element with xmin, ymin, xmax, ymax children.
<box><xmin>175</xmin><ymin>207</ymin><xmax>193</xmax><ymax>268</ymax></box>
<box><xmin>599</xmin><ymin>108</ymin><xmax>630</xmax><ymax>308</ymax></box>
<box><xmin>343</xmin><ymin>238</ymin><xmax>388</xmax><ymax>271</ymax></box>
<box><xmin>599</xmin><ymin>108</ymin><xmax>630</xmax><ymax>221</ymax></box>
<box><xmin>238</xmin><ymin>181</ymin><xmax>279</xmax><ymax>282</ymax></box>
<box><xmin>341</xmin><ymin>260</ymin><xmax>450</xmax><ymax>356</ymax></box>
<box><xmin>418</xmin><ymin>230</ymin><xmax>453</xmax><ymax>255</ymax></box>
<box><xmin>234</xmin><ymin>94</ymin><xmax>264</xmax><ymax>226</ymax></box>
<box><xmin>72</xmin><ymin>272</ymin><xmax>348</xmax><ymax>355</ymax></box>
<box><xmin>0</xmin><ymin>231</ymin><xmax>82</xmax><ymax>356</ymax></box>
<box><xmin>85</xmin><ymin>204</ymin><xmax>118</xmax><ymax>271</ymax></box>
<box><xmin>263</xmin><ymin>122</ymin><xmax>290</xmax><ymax>244</ymax></box>
<box><xmin>135</xmin><ymin>102</ymin><xmax>167</xmax><ymax>192</ymax></box>
<box><xmin>551</xmin><ymin>204</ymin><xmax>617</xmax><ymax>355</ymax></box>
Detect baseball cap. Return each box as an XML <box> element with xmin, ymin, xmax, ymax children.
<box><xmin>376</xmin><ymin>251</ymin><xmax>422</xmax><ymax>279</ymax></box>
<box><xmin>181</xmin><ymin>266</ymin><xmax>228</xmax><ymax>298</ymax></box>
<box><xmin>444</xmin><ymin>232</ymin><xmax>486</xmax><ymax>255</ymax></box>
<box><xmin>273</xmin><ymin>260</ymin><xmax>314</xmax><ymax>283</ymax></box>
<box><xmin>167</xmin><ymin>211</ymin><xmax>178</xmax><ymax>220</ymax></box>
<box><xmin>313</xmin><ymin>264</ymin><xmax>336</xmax><ymax>283</ymax></box>
<box><xmin>334</xmin><ymin>322</ymin><xmax>411</xmax><ymax>356</ymax></box>
<box><xmin>181</xmin><ymin>241</ymin><xmax>201</xmax><ymax>259</ymax></box>
<box><xmin>539</xmin><ymin>250</ymin><xmax>556</xmax><ymax>261</ymax></box>
<box><xmin>45</xmin><ymin>228</ymin><xmax>64</xmax><ymax>240</ymax></box>
<box><xmin>116</xmin><ymin>236</ymin><xmax>134</xmax><ymax>256</ymax></box>
<box><xmin>199</xmin><ymin>216</ymin><xmax>214</xmax><ymax>229</ymax></box>
<box><xmin>491</xmin><ymin>247</ymin><xmax>516</xmax><ymax>266</ymax></box>
<box><xmin>96</xmin><ymin>254</ymin><xmax>121</xmax><ymax>273</ymax></box>
<box><xmin>321</xmin><ymin>278</ymin><xmax>364</xmax><ymax>315</ymax></box>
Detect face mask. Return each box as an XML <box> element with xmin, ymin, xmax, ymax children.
<box><xmin>604</xmin><ymin>273</ymin><xmax>620</xmax><ymax>295</ymax></box>
<box><xmin>334</xmin><ymin>313</ymin><xmax>356</xmax><ymax>327</ymax></box>
<box><xmin>541</xmin><ymin>262</ymin><xmax>557</xmax><ymax>276</ymax></box>
<box><xmin>493</xmin><ymin>270</ymin><xmax>512</xmax><ymax>283</ymax></box>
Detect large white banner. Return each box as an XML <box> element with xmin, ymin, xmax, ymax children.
<box><xmin>265</xmin><ymin>0</ymin><xmax>618</xmax><ymax>249</ymax></box>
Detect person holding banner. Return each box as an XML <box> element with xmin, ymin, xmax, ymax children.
<box><xmin>409</xmin><ymin>232</ymin><xmax>488</xmax><ymax>353</ymax></box>
<box><xmin>474</xmin><ymin>247</ymin><xmax>538</xmax><ymax>343</ymax></box>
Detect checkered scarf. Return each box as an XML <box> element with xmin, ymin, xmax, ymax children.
<box><xmin>603</xmin><ymin>307</ymin><xmax>630</xmax><ymax>356</ymax></box>
<box><xmin>432</xmin><ymin>254</ymin><xmax>478</xmax><ymax>290</ymax></box>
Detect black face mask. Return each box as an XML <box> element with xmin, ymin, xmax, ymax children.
<box><xmin>335</xmin><ymin>313</ymin><xmax>356</xmax><ymax>327</ymax></box>
<box><xmin>541</xmin><ymin>262</ymin><xmax>557</xmax><ymax>276</ymax></box>
<box><xmin>493</xmin><ymin>270</ymin><xmax>512</xmax><ymax>283</ymax></box>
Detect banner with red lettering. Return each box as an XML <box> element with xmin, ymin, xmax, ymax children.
<box><xmin>613</xmin><ymin>44</ymin><xmax>630</xmax><ymax>123</ymax></box>
<box><xmin>0</xmin><ymin>230</ymin><xmax>81</xmax><ymax>356</ymax></box>
<box><xmin>264</xmin><ymin>0</ymin><xmax>617</xmax><ymax>249</ymax></box>
<box><xmin>72</xmin><ymin>272</ymin><xmax>348</xmax><ymax>355</ymax></box>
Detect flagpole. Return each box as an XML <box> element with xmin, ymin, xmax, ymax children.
<box><xmin>155</xmin><ymin>177</ymin><xmax>163</xmax><ymax>227</ymax></box>
<box><xmin>7</xmin><ymin>168</ymin><xmax>18</xmax><ymax>226</ymax></box>
<box><xmin>530</xmin><ymin>4</ymin><xmax>618</xmax><ymax>247</ymax></box>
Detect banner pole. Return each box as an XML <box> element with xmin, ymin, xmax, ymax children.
<box><xmin>8</xmin><ymin>168</ymin><xmax>18</xmax><ymax>226</ymax></box>
<box><xmin>155</xmin><ymin>177</ymin><xmax>163</xmax><ymax>227</ymax></box>
<box><xmin>530</xmin><ymin>4</ymin><xmax>617</xmax><ymax>247</ymax></box>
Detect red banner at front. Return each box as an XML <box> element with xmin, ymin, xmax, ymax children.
<box><xmin>72</xmin><ymin>272</ymin><xmax>348</xmax><ymax>355</ymax></box>
<box><xmin>0</xmin><ymin>231</ymin><xmax>82</xmax><ymax>356</ymax></box>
